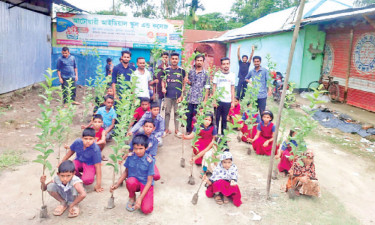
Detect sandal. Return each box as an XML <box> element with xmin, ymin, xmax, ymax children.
<box><xmin>223</xmin><ymin>196</ymin><xmax>230</xmax><ymax>204</ymax></box>
<box><xmin>53</xmin><ymin>204</ymin><xmax>67</xmax><ymax>216</ymax></box>
<box><xmin>214</xmin><ymin>195</ymin><xmax>223</xmax><ymax>205</ymax></box>
<box><xmin>101</xmin><ymin>155</ymin><xmax>108</xmax><ymax>161</ymax></box>
<box><xmin>68</xmin><ymin>205</ymin><xmax>79</xmax><ymax>218</ymax></box>
<box><xmin>126</xmin><ymin>200</ymin><xmax>135</xmax><ymax>212</ymax></box>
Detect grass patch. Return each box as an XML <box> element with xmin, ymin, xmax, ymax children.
<box><xmin>263</xmin><ymin>188</ymin><xmax>359</xmax><ymax>225</ymax></box>
<box><xmin>0</xmin><ymin>151</ymin><xmax>27</xmax><ymax>171</ymax></box>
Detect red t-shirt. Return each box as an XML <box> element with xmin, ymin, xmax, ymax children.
<box><xmin>133</xmin><ymin>106</ymin><xmax>150</xmax><ymax>121</ymax></box>
<box><xmin>95</xmin><ymin>127</ymin><xmax>104</xmax><ymax>142</ymax></box>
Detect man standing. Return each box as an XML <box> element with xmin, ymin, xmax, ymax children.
<box><xmin>245</xmin><ymin>56</ymin><xmax>272</xmax><ymax>114</ymax></box>
<box><xmin>153</xmin><ymin>52</ymin><xmax>169</xmax><ymax>107</ymax></box>
<box><xmin>133</xmin><ymin>57</ymin><xmax>152</xmax><ymax>101</ymax></box>
<box><xmin>237</xmin><ymin>45</ymin><xmax>254</xmax><ymax>99</ymax></box>
<box><xmin>57</xmin><ymin>47</ymin><xmax>80</xmax><ymax>105</ymax></box>
<box><xmin>111</xmin><ymin>50</ymin><xmax>136</xmax><ymax>99</ymax></box>
<box><xmin>185</xmin><ymin>54</ymin><xmax>210</xmax><ymax>134</ymax></box>
<box><xmin>213</xmin><ymin>57</ymin><xmax>236</xmax><ymax>135</ymax></box>
<box><xmin>162</xmin><ymin>52</ymin><xmax>185</xmax><ymax>137</ymax></box>
<box><xmin>105</xmin><ymin>58</ymin><xmax>113</xmax><ymax>76</ymax></box>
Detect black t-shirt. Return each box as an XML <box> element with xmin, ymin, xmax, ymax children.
<box><xmin>165</xmin><ymin>67</ymin><xmax>186</xmax><ymax>99</ymax></box>
<box><xmin>238</xmin><ymin>60</ymin><xmax>250</xmax><ymax>78</ymax></box>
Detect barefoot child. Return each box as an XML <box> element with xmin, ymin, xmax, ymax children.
<box><xmin>182</xmin><ymin>113</ymin><xmax>217</xmax><ymax>165</ymax></box>
<box><xmin>251</xmin><ymin>110</ymin><xmax>277</xmax><ymax>155</ymax></box>
<box><xmin>204</xmin><ymin>152</ymin><xmax>242</xmax><ymax>206</ymax></box>
<box><xmin>81</xmin><ymin>114</ymin><xmax>107</xmax><ymax>161</ymax></box>
<box><xmin>40</xmin><ymin>160</ymin><xmax>86</xmax><ymax>218</ymax></box>
<box><xmin>276</xmin><ymin>129</ymin><xmax>297</xmax><ymax>175</ymax></box>
<box><xmin>110</xmin><ymin>134</ymin><xmax>155</xmax><ymax>214</ymax></box>
<box><xmin>61</xmin><ymin>128</ymin><xmax>103</xmax><ymax>192</ymax></box>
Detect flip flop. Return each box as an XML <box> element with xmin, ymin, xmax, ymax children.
<box><xmin>126</xmin><ymin>200</ymin><xmax>135</xmax><ymax>212</ymax></box>
<box><xmin>68</xmin><ymin>205</ymin><xmax>80</xmax><ymax>218</ymax></box>
<box><xmin>53</xmin><ymin>204</ymin><xmax>67</xmax><ymax>216</ymax></box>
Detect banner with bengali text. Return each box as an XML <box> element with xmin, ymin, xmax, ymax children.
<box><xmin>56</xmin><ymin>13</ymin><xmax>183</xmax><ymax>50</ymax></box>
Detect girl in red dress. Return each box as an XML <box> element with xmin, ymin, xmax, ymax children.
<box><xmin>251</xmin><ymin>110</ymin><xmax>278</xmax><ymax>156</ymax></box>
<box><xmin>240</xmin><ymin>112</ymin><xmax>261</xmax><ymax>143</ymax></box>
<box><xmin>183</xmin><ymin>113</ymin><xmax>217</xmax><ymax>165</ymax></box>
<box><xmin>276</xmin><ymin>129</ymin><xmax>297</xmax><ymax>175</ymax></box>
<box><xmin>228</xmin><ymin>97</ymin><xmax>241</xmax><ymax>125</ymax></box>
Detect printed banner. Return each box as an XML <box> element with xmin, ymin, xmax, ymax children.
<box><xmin>56</xmin><ymin>13</ymin><xmax>183</xmax><ymax>49</ymax></box>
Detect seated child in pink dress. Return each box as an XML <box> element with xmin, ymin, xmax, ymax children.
<box><xmin>205</xmin><ymin>151</ymin><xmax>242</xmax><ymax>207</ymax></box>
<box><xmin>251</xmin><ymin>110</ymin><xmax>279</xmax><ymax>156</ymax></box>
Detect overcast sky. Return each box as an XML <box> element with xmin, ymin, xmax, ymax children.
<box><xmin>64</xmin><ymin>0</ymin><xmax>236</xmax><ymax>16</ymax></box>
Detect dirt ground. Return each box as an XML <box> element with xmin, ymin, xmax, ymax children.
<box><xmin>0</xmin><ymin>86</ymin><xmax>374</xmax><ymax>225</ymax></box>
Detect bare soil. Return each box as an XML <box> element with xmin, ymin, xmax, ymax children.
<box><xmin>0</xmin><ymin>87</ymin><xmax>373</xmax><ymax>225</ymax></box>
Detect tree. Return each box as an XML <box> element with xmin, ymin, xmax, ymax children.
<box><xmin>187</xmin><ymin>0</ymin><xmax>205</xmax><ymax>16</ymax></box>
<box><xmin>354</xmin><ymin>0</ymin><xmax>375</xmax><ymax>6</ymax></box>
<box><xmin>231</xmin><ymin>0</ymin><xmax>299</xmax><ymax>25</ymax></box>
<box><xmin>120</xmin><ymin>0</ymin><xmax>158</xmax><ymax>18</ymax></box>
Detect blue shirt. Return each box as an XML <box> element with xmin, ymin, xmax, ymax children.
<box><xmin>112</xmin><ymin>63</ymin><xmax>136</xmax><ymax>84</ymax></box>
<box><xmin>245</xmin><ymin>66</ymin><xmax>269</xmax><ymax>99</ymax></box>
<box><xmin>124</xmin><ymin>152</ymin><xmax>155</xmax><ymax>186</ymax></box>
<box><xmin>57</xmin><ymin>55</ymin><xmax>77</xmax><ymax>79</ymax></box>
<box><xmin>193</xmin><ymin>125</ymin><xmax>218</xmax><ymax>136</ymax></box>
<box><xmin>131</xmin><ymin>112</ymin><xmax>165</xmax><ymax>139</ymax></box>
<box><xmin>129</xmin><ymin>133</ymin><xmax>159</xmax><ymax>157</ymax></box>
<box><xmin>281</xmin><ymin>140</ymin><xmax>298</xmax><ymax>151</ymax></box>
<box><xmin>242</xmin><ymin>112</ymin><xmax>261</xmax><ymax>123</ymax></box>
<box><xmin>96</xmin><ymin>106</ymin><xmax>117</xmax><ymax>128</ymax></box>
<box><xmin>70</xmin><ymin>139</ymin><xmax>102</xmax><ymax>165</ymax></box>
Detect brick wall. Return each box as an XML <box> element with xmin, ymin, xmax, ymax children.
<box><xmin>324</xmin><ymin>22</ymin><xmax>375</xmax><ymax>112</ymax></box>
<box><xmin>183</xmin><ymin>42</ymin><xmax>226</xmax><ymax>68</ymax></box>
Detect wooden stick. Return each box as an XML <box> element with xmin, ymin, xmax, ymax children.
<box><xmin>266</xmin><ymin>0</ymin><xmax>306</xmax><ymax>200</ymax></box>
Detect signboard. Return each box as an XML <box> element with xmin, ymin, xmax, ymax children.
<box><xmin>56</xmin><ymin>13</ymin><xmax>183</xmax><ymax>50</ymax></box>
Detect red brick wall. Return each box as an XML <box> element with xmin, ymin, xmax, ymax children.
<box><xmin>324</xmin><ymin>22</ymin><xmax>375</xmax><ymax>112</ymax></box>
<box><xmin>183</xmin><ymin>42</ymin><xmax>226</xmax><ymax>68</ymax></box>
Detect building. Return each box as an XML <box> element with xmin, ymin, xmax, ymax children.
<box><xmin>183</xmin><ymin>29</ymin><xmax>227</xmax><ymax>68</ymax></box>
<box><xmin>203</xmin><ymin>0</ymin><xmax>351</xmax><ymax>89</ymax></box>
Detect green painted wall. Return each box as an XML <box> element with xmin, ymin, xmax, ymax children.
<box><xmin>300</xmin><ymin>25</ymin><xmax>326</xmax><ymax>88</ymax></box>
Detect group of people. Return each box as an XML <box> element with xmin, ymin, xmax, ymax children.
<box><xmin>42</xmin><ymin>46</ymin><xmax>320</xmax><ymax>218</ymax></box>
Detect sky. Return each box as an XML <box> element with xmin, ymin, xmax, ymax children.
<box><xmin>63</xmin><ymin>0</ymin><xmax>236</xmax><ymax>16</ymax></box>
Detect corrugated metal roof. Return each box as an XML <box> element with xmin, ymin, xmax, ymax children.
<box><xmin>183</xmin><ymin>29</ymin><xmax>227</xmax><ymax>43</ymax></box>
<box><xmin>204</xmin><ymin>0</ymin><xmax>352</xmax><ymax>42</ymax></box>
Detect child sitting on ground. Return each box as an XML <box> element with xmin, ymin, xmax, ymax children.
<box><xmin>85</xmin><ymin>95</ymin><xmax>117</xmax><ymax>141</ymax></box>
<box><xmin>94</xmin><ymin>87</ymin><xmax>114</xmax><ymax>113</ymax></box>
<box><xmin>110</xmin><ymin>134</ymin><xmax>155</xmax><ymax>214</ymax></box>
<box><xmin>251</xmin><ymin>110</ymin><xmax>278</xmax><ymax>156</ymax></box>
<box><xmin>81</xmin><ymin>114</ymin><xmax>107</xmax><ymax>161</ymax></box>
<box><xmin>129</xmin><ymin>98</ymin><xmax>150</xmax><ymax>128</ymax></box>
<box><xmin>40</xmin><ymin>160</ymin><xmax>86</xmax><ymax>218</ymax></box>
<box><xmin>276</xmin><ymin>129</ymin><xmax>298</xmax><ymax>175</ymax></box>
<box><xmin>182</xmin><ymin>113</ymin><xmax>217</xmax><ymax>165</ymax></box>
<box><xmin>61</xmin><ymin>128</ymin><xmax>103</xmax><ymax>192</ymax></box>
<box><xmin>129</xmin><ymin>102</ymin><xmax>165</xmax><ymax>146</ymax></box>
<box><xmin>204</xmin><ymin>151</ymin><xmax>242</xmax><ymax>206</ymax></box>
<box><xmin>228</xmin><ymin>97</ymin><xmax>241</xmax><ymax>125</ymax></box>
<box><xmin>239</xmin><ymin>109</ymin><xmax>261</xmax><ymax>143</ymax></box>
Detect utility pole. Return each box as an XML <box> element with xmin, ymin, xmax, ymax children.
<box><xmin>265</xmin><ymin>0</ymin><xmax>306</xmax><ymax>199</ymax></box>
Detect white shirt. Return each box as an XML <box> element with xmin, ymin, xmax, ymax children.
<box><xmin>213</xmin><ymin>71</ymin><xmax>235</xmax><ymax>103</ymax></box>
<box><xmin>132</xmin><ymin>69</ymin><xmax>152</xmax><ymax>98</ymax></box>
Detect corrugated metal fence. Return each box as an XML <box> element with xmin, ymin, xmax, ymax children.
<box><xmin>0</xmin><ymin>1</ymin><xmax>51</xmax><ymax>94</ymax></box>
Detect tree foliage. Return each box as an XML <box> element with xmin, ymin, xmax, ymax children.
<box><xmin>231</xmin><ymin>0</ymin><xmax>299</xmax><ymax>24</ymax></box>
<box><xmin>354</xmin><ymin>0</ymin><xmax>375</xmax><ymax>6</ymax></box>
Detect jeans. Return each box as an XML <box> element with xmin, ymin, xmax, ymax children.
<box><xmin>164</xmin><ymin>98</ymin><xmax>179</xmax><ymax>132</ymax></box>
<box><xmin>215</xmin><ymin>101</ymin><xmax>231</xmax><ymax>134</ymax></box>
<box><xmin>257</xmin><ymin>97</ymin><xmax>267</xmax><ymax>115</ymax></box>
<box><xmin>62</xmin><ymin>77</ymin><xmax>76</xmax><ymax>103</ymax></box>
<box><xmin>236</xmin><ymin>78</ymin><xmax>247</xmax><ymax>99</ymax></box>
<box><xmin>186</xmin><ymin>103</ymin><xmax>198</xmax><ymax>133</ymax></box>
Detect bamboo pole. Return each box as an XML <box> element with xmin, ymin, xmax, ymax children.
<box><xmin>266</xmin><ymin>0</ymin><xmax>306</xmax><ymax>199</ymax></box>
<box><xmin>344</xmin><ymin>29</ymin><xmax>354</xmax><ymax>102</ymax></box>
